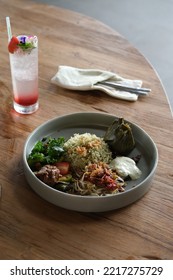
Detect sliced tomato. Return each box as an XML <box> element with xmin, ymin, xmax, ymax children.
<box><xmin>8</xmin><ymin>36</ymin><xmax>19</xmax><ymax>53</ymax></box>
<box><xmin>55</xmin><ymin>162</ymin><xmax>70</xmax><ymax>175</ymax></box>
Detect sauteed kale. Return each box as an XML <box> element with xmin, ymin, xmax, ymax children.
<box><xmin>27</xmin><ymin>137</ymin><xmax>65</xmax><ymax>170</ymax></box>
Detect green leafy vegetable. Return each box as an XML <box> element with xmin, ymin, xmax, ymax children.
<box><xmin>27</xmin><ymin>137</ymin><xmax>65</xmax><ymax>170</ymax></box>
<box><xmin>104</xmin><ymin>118</ymin><xmax>135</xmax><ymax>155</ymax></box>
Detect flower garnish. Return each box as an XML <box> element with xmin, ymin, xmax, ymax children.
<box><xmin>18</xmin><ymin>35</ymin><xmax>37</xmax><ymax>51</ymax></box>
<box><xmin>8</xmin><ymin>35</ymin><xmax>37</xmax><ymax>53</ymax></box>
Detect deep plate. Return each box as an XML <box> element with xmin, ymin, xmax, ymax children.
<box><xmin>23</xmin><ymin>112</ymin><xmax>158</xmax><ymax>212</ymax></box>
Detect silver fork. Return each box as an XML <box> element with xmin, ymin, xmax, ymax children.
<box><xmin>97</xmin><ymin>81</ymin><xmax>151</xmax><ymax>95</ymax></box>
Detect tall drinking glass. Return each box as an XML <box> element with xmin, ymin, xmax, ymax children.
<box><xmin>9</xmin><ymin>35</ymin><xmax>39</xmax><ymax>114</ymax></box>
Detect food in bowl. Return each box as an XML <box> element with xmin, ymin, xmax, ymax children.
<box><xmin>23</xmin><ymin>112</ymin><xmax>158</xmax><ymax>212</ymax></box>
<box><xmin>27</xmin><ymin>118</ymin><xmax>142</xmax><ymax>196</ymax></box>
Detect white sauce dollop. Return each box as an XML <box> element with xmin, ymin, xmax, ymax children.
<box><xmin>109</xmin><ymin>156</ymin><xmax>142</xmax><ymax>180</ymax></box>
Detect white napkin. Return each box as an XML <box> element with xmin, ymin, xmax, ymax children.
<box><xmin>51</xmin><ymin>66</ymin><xmax>143</xmax><ymax>101</ymax></box>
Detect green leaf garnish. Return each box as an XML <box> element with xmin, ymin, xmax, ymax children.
<box><xmin>18</xmin><ymin>42</ymin><xmax>35</xmax><ymax>51</ymax></box>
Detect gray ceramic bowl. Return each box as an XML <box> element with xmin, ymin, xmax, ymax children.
<box><xmin>23</xmin><ymin>112</ymin><xmax>158</xmax><ymax>212</ymax></box>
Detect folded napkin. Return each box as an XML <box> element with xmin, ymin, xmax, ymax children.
<box><xmin>51</xmin><ymin>66</ymin><xmax>143</xmax><ymax>101</ymax></box>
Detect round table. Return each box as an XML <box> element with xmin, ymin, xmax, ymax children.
<box><xmin>0</xmin><ymin>0</ymin><xmax>173</xmax><ymax>260</ymax></box>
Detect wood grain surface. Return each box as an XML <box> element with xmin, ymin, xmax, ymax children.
<box><xmin>0</xmin><ymin>0</ymin><xmax>173</xmax><ymax>260</ymax></box>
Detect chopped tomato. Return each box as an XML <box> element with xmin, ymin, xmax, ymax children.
<box><xmin>55</xmin><ymin>162</ymin><xmax>70</xmax><ymax>175</ymax></box>
<box><xmin>8</xmin><ymin>36</ymin><xmax>19</xmax><ymax>53</ymax></box>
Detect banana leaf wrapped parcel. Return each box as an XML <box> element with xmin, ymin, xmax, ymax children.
<box><xmin>104</xmin><ymin>117</ymin><xmax>135</xmax><ymax>155</ymax></box>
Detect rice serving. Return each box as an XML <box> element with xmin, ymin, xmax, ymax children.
<box><xmin>64</xmin><ymin>133</ymin><xmax>112</xmax><ymax>170</ymax></box>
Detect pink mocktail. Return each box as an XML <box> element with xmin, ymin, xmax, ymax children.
<box><xmin>9</xmin><ymin>35</ymin><xmax>39</xmax><ymax>114</ymax></box>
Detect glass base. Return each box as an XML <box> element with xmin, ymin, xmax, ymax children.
<box><xmin>13</xmin><ymin>101</ymin><xmax>39</xmax><ymax>114</ymax></box>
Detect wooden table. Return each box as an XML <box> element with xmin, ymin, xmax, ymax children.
<box><xmin>0</xmin><ymin>0</ymin><xmax>173</xmax><ymax>260</ymax></box>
